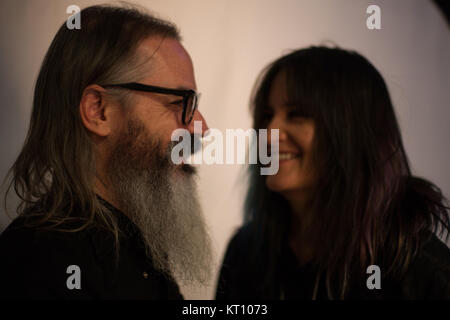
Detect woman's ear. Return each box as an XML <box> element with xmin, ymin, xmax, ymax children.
<box><xmin>79</xmin><ymin>84</ymin><xmax>112</xmax><ymax>137</ymax></box>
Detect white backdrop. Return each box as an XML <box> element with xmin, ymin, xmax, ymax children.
<box><xmin>0</xmin><ymin>0</ymin><xmax>449</xmax><ymax>299</ymax></box>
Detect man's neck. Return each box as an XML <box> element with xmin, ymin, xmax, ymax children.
<box><xmin>94</xmin><ymin>175</ymin><xmax>123</xmax><ymax>212</ymax></box>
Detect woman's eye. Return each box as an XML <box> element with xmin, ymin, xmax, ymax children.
<box><xmin>288</xmin><ymin>110</ymin><xmax>305</xmax><ymax>119</ymax></box>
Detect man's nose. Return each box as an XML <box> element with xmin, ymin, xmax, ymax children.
<box><xmin>186</xmin><ymin>110</ymin><xmax>209</xmax><ymax>136</ymax></box>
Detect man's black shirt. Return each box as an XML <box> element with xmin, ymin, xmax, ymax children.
<box><xmin>0</xmin><ymin>199</ymin><xmax>183</xmax><ymax>299</ymax></box>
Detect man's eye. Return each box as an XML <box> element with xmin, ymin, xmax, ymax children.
<box><xmin>169</xmin><ymin>99</ymin><xmax>184</xmax><ymax>106</ymax></box>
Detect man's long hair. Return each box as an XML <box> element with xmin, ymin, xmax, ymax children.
<box><xmin>245</xmin><ymin>46</ymin><xmax>450</xmax><ymax>299</ymax></box>
<box><xmin>5</xmin><ymin>5</ymin><xmax>179</xmax><ymax>240</ymax></box>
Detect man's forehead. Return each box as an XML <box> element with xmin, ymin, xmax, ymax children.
<box><xmin>137</xmin><ymin>36</ymin><xmax>196</xmax><ymax>90</ymax></box>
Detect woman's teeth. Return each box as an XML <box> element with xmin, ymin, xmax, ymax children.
<box><xmin>278</xmin><ymin>153</ymin><xmax>299</xmax><ymax>160</ymax></box>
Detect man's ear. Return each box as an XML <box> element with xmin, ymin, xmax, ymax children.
<box><xmin>79</xmin><ymin>84</ymin><xmax>113</xmax><ymax>137</ymax></box>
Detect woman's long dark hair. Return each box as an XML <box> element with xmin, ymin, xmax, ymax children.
<box><xmin>245</xmin><ymin>46</ymin><xmax>450</xmax><ymax>299</ymax></box>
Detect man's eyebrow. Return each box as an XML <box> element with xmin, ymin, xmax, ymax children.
<box><xmin>175</xmin><ymin>86</ymin><xmax>195</xmax><ymax>91</ymax></box>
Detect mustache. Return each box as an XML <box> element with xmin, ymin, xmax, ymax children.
<box><xmin>167</xmin><ymin>133</ymin><xmax>202</xmax><ymax>174</ymax></box>
<box><xmin>168</xmin><ymin>133</ymin><xmax>203</xmax><ymax>155</ymax></box>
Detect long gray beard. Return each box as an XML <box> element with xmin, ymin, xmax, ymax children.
<box><xmin>107</xmin><ymin>119</ymin><xmax>213</xmax><ymax>287</ymax></box>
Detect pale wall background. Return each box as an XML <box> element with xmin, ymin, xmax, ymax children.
<box><xmin>0</xmin><ymin>0</ymin><xmax>449</xmax><ymax>299</ymax></box>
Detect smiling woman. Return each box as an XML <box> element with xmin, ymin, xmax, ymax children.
<box><xmin>264</xmin><ymin>70</ymin><xmax>316</xmax><ymax>194</ymax></box>
<box><xmin>216</xmin><ymin>46</ymin><xmax>450</xmax><ymax>300</ymax></box>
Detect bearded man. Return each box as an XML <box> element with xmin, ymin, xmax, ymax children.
<box><xmin>0</xmin><ymin>4</ymin><xmax>212</xmax><ymax>299</ymax></box>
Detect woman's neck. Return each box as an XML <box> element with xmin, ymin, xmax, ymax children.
<box><xmin>282</xmin><ymin>190</ymin><xmax>317</xmax><ymax>265</ymax></box>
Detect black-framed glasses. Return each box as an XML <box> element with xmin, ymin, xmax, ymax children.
<box><xmin>103</xmin><ymin>82</ymin><xmax>200</xmax><ymax>125</ymax></box>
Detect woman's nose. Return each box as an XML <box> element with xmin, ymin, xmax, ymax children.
<box><xmin>267</xmin><ymin>116</ymin><xmax>287</xmax><ymax>145</ymax></box>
